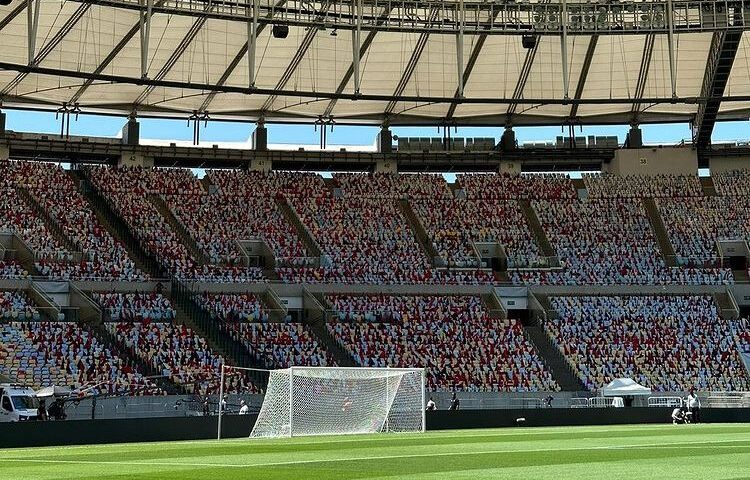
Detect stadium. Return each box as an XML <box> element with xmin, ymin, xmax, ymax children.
<box><xmin>0</xmin><ymin>0</ymin><xmax>749</xmax><ymax>478</ymax></box>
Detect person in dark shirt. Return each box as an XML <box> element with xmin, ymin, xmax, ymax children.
<box><xmin>37</xmin><ymin>399</ymin><xmax>48</xmax><ymax>421</ymax></box>
<box><xmin>448</xmin><ymin>393</ymin><xmax>460</xmax><ymax>411</ymax></box>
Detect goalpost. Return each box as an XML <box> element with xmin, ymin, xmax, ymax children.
<box><xmin>217</xmin><ymin>365</ymin><xmax>426</xmax><ymax>439</ymax></box>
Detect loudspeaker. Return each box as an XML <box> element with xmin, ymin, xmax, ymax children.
<box><xmin>0</xmin><ymin>0</ymin><xmax>12</xmax><ymax>6</ymax></box>
<box><xmin>500</xmin><ymin>129</ymin><xmax>516</xmax><ymax>151</ymax></box>
<box><xmin>626</xmin><ymin>127</ymin><xmax>643</xmax><ymax>149</ymax></box>
<box><xmin>122</xmin><ymin>119</ymin><xmax>139</xmax><ymax>146</ymax></box>
<box><xmin>272</xmin><ymin>25</ymin><xmax>289</xmax><ymax>39</ymax></box>
<box><xmin>0</xmin><ymin>112</ymin><xmax>6</xmax><ymax>137</ymax></box>
<box><xmin>522</xmin><ymin>35</ymin><xmax>537</xmax><ymax>49</ymax></box>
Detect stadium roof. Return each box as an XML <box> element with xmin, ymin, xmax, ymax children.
<box><xmin>2</xmin><ymin>0</ymin><xmax>750</xmax><ymax>134</ymax></box>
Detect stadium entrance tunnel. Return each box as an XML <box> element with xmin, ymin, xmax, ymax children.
<box><xmin>2</xmin><ymin>409</ymin><xmax>750</xmax><ymax>448</ymax></box>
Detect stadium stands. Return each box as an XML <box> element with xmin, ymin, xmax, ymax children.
<box><xmin>327</xmin><ymin>294</ymin><xmax>559</xmax><ymax>392</ymax></box>
<box><xmin>1</xmin><ymin>161</ymin><xmax>750</xmax><ymax>398</ymax></box>
<box><xmin>514</xmin><ymin>199</ymin><xmax>733</xmax><ymax>285</ymax></box>
<box><xmin>582</xmin><ymin>172</ymin><xmax>703</xmax><ymax>198</ymax></box>
<box><xmin>195</xmin><ymin>293</ymin><xmax>331</xmax><ymax>368</ymax></box>
<box><xmin>547</xmin><ymin>296</ymin><xmax>750</xmax><ymax>391</ymax></box>
<box><xmin>106</xmin><ymin>321</ymin><xmax>257</xmax><ymax>395</ymax></box>
<box><xmin>0</xmin><ymin>161</ymin><xmax>144</xmax><ymax>281</ymax></box>
<box><xmin>0</xmin><ymin>321</ymin><xmax>161</xmax><ymax>395</ymax></box>
<box><xmin>0</xmin><ymin>291</ymin><xmax>40</xmax><ymax>321</ymax></box>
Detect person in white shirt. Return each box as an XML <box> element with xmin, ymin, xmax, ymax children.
<box><xmin>239</xmin><ymin>400</ymin><xmax>249</xmax><ymax>415</ymax></box>
<box><xmin>687</xmin><ymin>390</ymin><xmax>700</xmax><ymax>423</ymax></box>
<box><xmin>425</xmin><ymin>397</ymin><xmax>437</xmax><ymax>411</ymax></box>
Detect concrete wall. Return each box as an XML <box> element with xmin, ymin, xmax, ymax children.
<box><xmin>249</xmin><ymin>157</ymin><xmax>272</xmax><ymax>172</ymax></box>
<box><xmin>375</xmin><ymin>159</ymin><xmax>397</xmax><ymax>173</ymax></box>
<box><xmin>499</xmin><ymin>160</ymin><xmax>522</xmax><ymax>175</ymax></box>
<box><xmin>606</xmin><ymin>146</ymin><xmax>698</xmax><ymax>176</ymax></box>
<box><xmin>0</xmin><ymin>145</ymin><xmax>9</xmax><ymax>161</ymax></box>
<box><xmin>709</xmin><ymin>156</ymin><xmax>750</xmax><ymax>173</ymax></box>
<box><xmin>118</xmin><ymin>152</ymin><xmax>154</xmax><ymax>168</ymax></box>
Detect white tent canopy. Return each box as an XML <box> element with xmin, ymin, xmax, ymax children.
<box><xmin>35</xmin><ymin>386</ymin><xmax>73</xmax><ymax>398</ymax></box>
<box><xmin>600</xmin><ymin>378</ymin><xmax>652</xmax><ymax>397</ymax></box>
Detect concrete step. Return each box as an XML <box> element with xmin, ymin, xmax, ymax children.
<box><xmin>149</xmin><ymin>194</ymin><xmax>209</xmax><ymax>265</ymax></box>
<box><xmin>519</xmin><ymin>200</ymin><xmax>556</xmax><ymax>257</ymax></box>
<box><xmin>398</xmin><ymin>198</ymin><xmax>440</xmax><ymax>265</ymax></box>
<box><xmin>75</xmin><ymin>172</ymin><xmax>165</xmax><ymax>278</ymax></box>
<box><xmin>642</xmin><ymin>197</ymin><xmax>678</xmax><ymax>267</ymax></box>
<box><xmin>276</xmin><ymin>196</ymin><xmax>322</xmax><ymax>258</ymax></box>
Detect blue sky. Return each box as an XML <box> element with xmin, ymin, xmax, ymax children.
<box><xmin>5</xmin><ymin>109</ymin><xmax>749</xmax><ymax>147</ymax></box>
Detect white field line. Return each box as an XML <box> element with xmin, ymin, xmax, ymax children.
<box><xmin>6</xmin><ymin>423</ymin><xmax>748</xmax><ymax>454</ymax></box>
<box><xmin>2</xmin><ymin>438</ymin><xmax>749</xmax><ymax>470</ymax></box>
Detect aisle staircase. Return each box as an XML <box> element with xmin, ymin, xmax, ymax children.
<box><xmin>519</xmin><ymin>200</ymin><xmax>556</xmax><ymax>258</ymax></box>
<box><xmin>72</xmin><ymin>170</ymin><xmax>165</xmax><ymax>278</ymax></box>
<box><xmin>168</xmin><ymin>281</ymin><xmax>269</xmax><ymax>388</ymax></box>
<box><xmin>700</xmin><ymin>176</ymin><xmax>717</xmax><ymax>196</ymax></box>
<box><xmin>17</xmin><ymin>187</ymin><xmax>78</xmax><ymax>254</ymax></box>
<box><xmin>398</xmin><ymin>199</ymin><xmax>441</xmax><ymax>265</ymax></box>
<box><xmin>302</xmin><ymin>290</ymin><xmax>357</xmax><ymax>367</ymax></box>
<box><xmin>276</xmin><ymin>196</ymin><xmax>322</xmax><ymax>259</ymax></box>
<box><xmin>149</xmin><ymin>194</ymin><xmax>209</xmax><ymax>265</ymax></box>
<box><xmin>642</xmin><ymin>197</ymin><xmax>678</xmax><ymax>267</ymax></box>
<box><xmin>520</xmin><ymin>304</ymin><xmax>587</xmax><ymax>392</ymax></box>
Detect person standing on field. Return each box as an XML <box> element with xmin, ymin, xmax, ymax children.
<box><xmin>687</xmin><ymin>389</ymin><xmax>700</xmax><ymax>423</ymax></box>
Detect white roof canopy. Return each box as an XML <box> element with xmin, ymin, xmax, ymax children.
<box><xmin>1</xmin><ymin>0</ymin><xmax>750</xmax><ymax>130</ymax></box>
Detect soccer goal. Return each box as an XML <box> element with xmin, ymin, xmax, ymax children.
<box><xmin>242</xmin><ymin>366</ymin><xmax>426</xmax><ymax>438</ymax></box>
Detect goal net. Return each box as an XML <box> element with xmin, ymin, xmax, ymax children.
<box><xmin>249</xmin><ymin>367</ymin><xmax>426</xmax><ymax>438</ymax></box>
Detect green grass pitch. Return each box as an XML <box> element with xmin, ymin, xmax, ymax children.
<box><xmin>1</xmin><ymin>424</ymin><xmax>749</xmax><ymax>480</ymax></box>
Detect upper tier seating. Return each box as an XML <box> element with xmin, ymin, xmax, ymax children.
<box><xmin>0</xmin><ymin>321</ymin><xmax>161</xmax><ymax>394</ymax></box>
<box><xmin>457</xmin><ymin>173</ymin><xmax>577</xmax><ymax>200</ymax></box>
<box><xmin>1</xmin><ymin>161</ymin><xmax>144</xmax><ymax>281</ymax></box>
<box><xmin>547</xmin><ymin>296</ymin><xmax>750</xmax><ymax>391</ymax></box>
<box><xmin>0</xmin><ymin>187</ymin><xmax>69</xmax><ymax>262</ymax></box>
<box><xmin>334</xmin><ymin>172</ymin><xmax>452</xmax><ymax>199</ymax></box>
<box><xmin>713</xmin><ymin>169</ymin><xmax>750</xmax><ymax>196</ymax></box>
<box><xmin>327</xmin><ymin>295</ymin><xmax>559</xmax><ymax>392</ymax></box>
<box><xmin>412</xmin><ymin>198</ymin><xmax>542</xmax><ymax>269</ymax></box>
<box><xmin>658</xmin><ymin>196</ymin><xmax>750</xmax><ymax>268</ymax></box>
<box><xmin>583</xmin><ymin>173</ymin><xmax>703</xmax><ymax>198</ymax></box>
<box><xmin>513</xmin><ymin>199</ymin><xmax>733</xmax><ymax>285</ymax></box>
<box><xmin>87</xmin><ymin>166</ymin><xmax>264</xmax><ymax>282</ymax></box>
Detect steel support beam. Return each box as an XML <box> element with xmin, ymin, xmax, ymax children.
<box><xmin>4</xmin><ymin>60</ymin><xmax>748</xmax><ymax>108</ymax></box>
<box><xmin>64</xmin><ymin>0</ymin><xmax>750</xmax><ymax>37</ymax></box>
<box><xmin>322</xmin><ymin>6</ymin><xmax>393</xmax><ymax>117</ymax></box>
<box><xmin>139</xmin><ymin>0</ymin><xmax>153</xmax><ymax>78</ymax></box>
<box><xmin>445</xmin><ymin>34</ymin><xmax>488</xmax><ymax>120</ymax></box>
<box><xmin>3</xmin><ymin>3</ymin><xmax>90</xmax><ymax>97</ymax></box>
<box><xmin>26</xmin><ymin>0</ymin><xmax>41</xmax><ymax>65</ymax></box>
<box><xmin>352</xmin><ymin>0</ymin><xmax>362</xmax><ymax>94</ymax></box>
<box><xmin>260</xmin><ymin>1</ymin><xmax>334</xmax><ymax>113</ymax></box>
<box><xmin>631</xmin><ymin>34</ymin><xmax>656</xmax><ymax>123</ymax></box>
<box><xmin>506</xmin><ymin>39</ymin><xmax>541</xmax><ymax>121</ymax></box>
<box><xmin>568</xmin><ymin>35</ymin><xmax>599</xmax><ymax>120</ymax></box>
<box><xmin>456</xmin><ymin>0</ymin><xmax>465</xmax><ymax>98</ymax></box>
<box><xmin>383</xmin><ymin>8</ymin><xmax>438</xmax><ymax>116</ymax></box>
<box><xmin>247</xmin><ymin>0</ymin><xmax>258</xmax><ymax>88</ymax></box>
<box><xmin>199</xmin><ymin>0</ymin><xmax>286</xmax><ymax>113</ymax></box>
<box><xmin>693</xmin><ymin>29</ymin><xmax>743</xmax><ymax>149</ymax></box>
<box><xmin>560</xmin><ymin>0</ymin><xmax>569</xmax><ymax>100</ymax></box>
<box><xmin>0</xmin><ymin>2</ymin><xmax>26</xmax><ymax>34</ymax></box>
<box><xmin>666</xmin><ymin>0</ymin><xmax>677</xmax><ymax>98</ymax></box>
<box><xmin>133</xmin><ymin>14</ymin><xmax>209</xmax><ymax>106</ymax></box>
